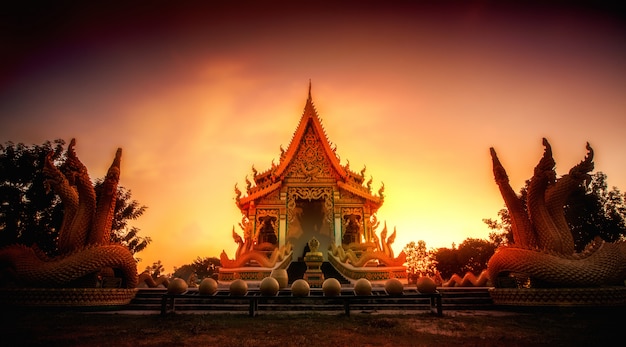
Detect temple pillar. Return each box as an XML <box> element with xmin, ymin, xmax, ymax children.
<box><xmin>364</xmin><ymin>212</ymin><xmax>371</xmax><ymax>242</ymax></box>
<box><xmin>333</xmin><ymin>191</ymin><xmax>342</xmax><ymax>247</ymax></box>
<box><xmin>334</xmin><ymin>212</ymin><xmax>342</xmax><ymax>247</ymax></box>
<box><xmin>279</xmin><ymin>212</ymin><xmax>287</xmax><ymax>248</ymax></box>
<box><xmin>280</xmin><ymin>192</ymin><xmax>287</xmax><ymax>248</ymax></box>
<box><xmin>249</xmin><ymin>204</ymin><xmax>257</xmax><ymax>245</ymax></box>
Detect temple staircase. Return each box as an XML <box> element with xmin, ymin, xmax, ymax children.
<box><xmin>286</xmin><ymin>261</ymin><xmax>307</xmax><ymax>283</ymax></box>
<box><xmin>321</xmin><ymin>262</ymin><xmax>351</xmax><ymax>285</ymax></box>
<box><xmin>286</xmin><ymin>261</ymin><xmax>350</xmax><ymax>285</ymax></box>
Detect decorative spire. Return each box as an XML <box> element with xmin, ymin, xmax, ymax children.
<box><xmin>308</xmin><ymin>79</ymin><xmax>312</xmax><ymax>101</ymax></box>
<box><xmin>302</xmin><ymin>79</ymin><xmax>317</xmax><ymax>119</ymax></box>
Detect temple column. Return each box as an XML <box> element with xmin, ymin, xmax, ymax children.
<box><xmin>247</xmin><ymin>202</ymin><xmax>256</xmax><ymax>245</ymax></box>
<box><xmin>279</xmin><ymin>192</ymin><xmax>287</xmax><ymax>248</ymax></box>
<box><xmin>279</xmin><ymin>212</ymin><xmax>287</xmax><ymax>248</ymax></box>
<box><xmin>364</xmin><ymin>211</ymin><xmax>371</xmax><ymax>242</ymax></box>
<box><xmin>333</xmin><ymin>191</ymin><xmax>342</xmax><ymax>246</ymax></box>
<box><xmin>334</xmin><ymin>212</ymin><xmax>342</xmax><ymax>246</ymax></box>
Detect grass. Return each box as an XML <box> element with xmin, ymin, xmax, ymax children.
<box><xmin>2</xmin><ymin>308</ymin><xmax>622</xmax><ymax>346</ymax></box>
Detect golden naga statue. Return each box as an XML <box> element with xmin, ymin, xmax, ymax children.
<box><xmin>220</xmin><ymin>218</ymin><xmax>293</xmax><ymax>268</ymax></box>
<box><xmin>487</xmin><ymin>138</ymin><xmax>626</xmax><ymax>287</ymax></box>
<box><xmin>0</xmin><ymin>139</ymin><xmax>138</xmax><ymax>288</ymax></box>
<box><xmin>443</xmin><ymin>271</ymin><xmax>489</xmax><ymax>287</ymax></box>
<box><xmin>220</xmin><ymin>242</ymin><xmax>293</xmax><ymax>268</ymax></box>
<box><xmin>329</xmin><ymin>222</ymin><xmax>406</xmax><ymax>267</ymax></box>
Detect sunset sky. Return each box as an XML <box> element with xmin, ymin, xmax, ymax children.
<box><xmin>1</xmin><ymin>1</ymin><xmax>625</xmax><ymax>273</ymax></box>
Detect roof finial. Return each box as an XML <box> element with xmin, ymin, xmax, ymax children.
<box><xmin>308</xmin><ymin>79</ymin><xmax>312</xmax><ymax>100</ymax></box>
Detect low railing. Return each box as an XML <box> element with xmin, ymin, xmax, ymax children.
<box><xmin>160</xmin><ymin>289</ymin><xmax>442</xmax><ymax>317</ymax></box>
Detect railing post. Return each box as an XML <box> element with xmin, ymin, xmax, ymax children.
<box><xmin>160</xmin><ymin>295</ymin><xmax>167</xmax><ymax>315</ymax></box>
<box><xmin>161</xmin><ymin>294</ymin><xmax>175</xmax><ymax>315</ymax></box>
<box><xmin>249</xmin><ymin>297</ymin><xmax>258</xmax><ymax>317</ymax></box>
<box><xmin>429</xmin><ymin>293</ymin><xmax>442</xmax><ymax>316</ymax></box>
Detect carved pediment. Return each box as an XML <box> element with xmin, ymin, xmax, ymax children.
<box><xmin>285</xmin><ymin>125</ymin><xmax>335</xmax><ymax>181</ymax></box>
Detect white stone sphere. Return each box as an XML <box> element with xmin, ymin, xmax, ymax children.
<box><xmin>260</xmin><ymin>276</ymin><xmax>280</xmax><ymax>296</ymax></box>
<box><xmin>384</xmin><ymin>278</ymin><xmax>404</xmax><ymax>296</ymax></box>
<box><xmin>353</xmin><ymin>278</ymin><xmax>372</xmax><ymax>296</ymax></box>
<box><xmin>229</xmin><ymin>279</ymin><xmax>248</xmax><ymax>296</ymax></box>
<box><xmin>291</xmin><ymin>279</ymin><xmax>310</xmax><ymax>297</ymax></box>
<box><xmin>167</xmin><ymin>278</ymin><xmax>188</xmax><ymax>295</ymax></box>
<box><xmin>416</xmin><ymin>276</ymin><xmax>438</xmax><ymax>294</ymax></box>
<box><xmin>322</xmin><ymin>278</ymin><xmax>342</xmax><ymax>297</ymax></box>
<box><xmin>198</xmin><ymin>278</ymin><xmax>218</xmax><ymax>295</ymax></box>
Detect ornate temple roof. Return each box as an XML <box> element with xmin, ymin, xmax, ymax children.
<box><xmin>235</xmin><ymin>82</ymin><xmax>384</xmax><ymax>211</ymax></box>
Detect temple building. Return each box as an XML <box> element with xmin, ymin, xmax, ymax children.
<box><xmin>220</xmin><ymin>83</ymin><xmax>406</xmax><ymax>283</ymax></box>
<box><xmin>235</xmin><ymin>84</ymin><xmax>384</xmax><ymax>259</ymax></box>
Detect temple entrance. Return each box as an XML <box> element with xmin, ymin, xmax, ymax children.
<box><xmin>287</xmin><ymin>198</ymin><xmax>332</xmax><ymax>260</ymax></box>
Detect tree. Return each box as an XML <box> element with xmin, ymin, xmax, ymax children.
<box><xmin>484</xmin><ymin>172</ymin><xmax>626</xmax><ymax>251</ymax></box>
<box><xmin>566</xmin><ymin>172</ymin><xmax>626</xmax><ymax>250</ymax></box>
<box><xmin>456</xmin><ymin>238</ymin><xmax>496</xmax><ymax>274</ymax></box>
<box><xmin>431</xmin><ymin>238</ymin><xmax>496</xmax><ymax>279</ymax></box>
<box><xmin>431</xmin><ymin>246</ymin><xmax>461</xmax><ymax>280</ymax></box>
<box><xmin>191</xmin><ymin>256</ymin><xmax>221</xmax><ymax>279</ymax></box>
<box><xmin>172</xmin><ymin>256</ymin><xmax>222</xmax><ymax>283</ymax></box>
<box><xmin>403</xmin><ymin>240</ymin><xmax>437</xmax><ymax>281</ymax></box>
<box><xmin>0</xmin><ymin>140</ymin><xmax>150</xmax><ymax>258</ymax></box>
<box><xmin>144</xmin><ymin>260</ymin><xmax>166</xmax><ymax>279</ymax></box>
<box><xmin>172</xmin><ymin>264</ymin><xmax>196</xmax><ymax>283</ymax></box>
<box><xmin>482</xmin><ymin>208</ymin><xmax>513</xmax><ymax>248</ymax></box>
<box><xmin>0</xmin><ymin>140</ymin><xmax>66</xmax><ymax>255</ymax></box>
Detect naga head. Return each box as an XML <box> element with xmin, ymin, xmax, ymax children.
<box><xmin>59</xmin><ymin>138</ymin><xmax>85</xmax><ymax>185</ymax></box>
<box><xmin>102</xmin><ymin>148</ymin><xmax>122</xmax><ymax>194</ymax></box>
<box><xmin>387</xmin><ymin>227</ymin><xmax>397</xmax><ymax>245</ymax></box>
<box><xmin>568</xmin><ymin>142</ymin><xmax>594</xmax><ymax>186</ymax></box>
<box><xmin>108</xmin><ymin>148</ymin><xmax>122</xmax><ymax>178</ymax></box>
<box><xmin>489</xmin><ymin>147</ymin><xmax>509</xmax><ymax>184</ymax></box>
<box><xmin>232</xmin><ymin>227</ymin><xmax>244</xmax><ymax>245</ymax></box>
<box><xmin>534</xmin><ymin>138</ymin><xmax>557</xmax><ymax>184</ymax></box>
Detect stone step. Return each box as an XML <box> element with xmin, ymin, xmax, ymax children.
<box><xmin>286</xmin><ymin>261</ymin><xmax>351</xmax><ymax>285</ymax></box>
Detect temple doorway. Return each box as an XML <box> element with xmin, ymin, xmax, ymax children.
<box><xmin>287</xmin><ymin>198</ymin><xmax>332</xmax><ymax>260</ymax></box>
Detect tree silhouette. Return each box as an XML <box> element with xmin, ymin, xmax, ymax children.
<box><xmin>483</xmin><ymin>208</ymin><xmax>514</xmax><ymax>248</ymax></box>
<box><xmin>144</xmin><ymin>260</ymin><xmax>166</xmax><ymax>279</ymax></box>
<box><xmin>191</xmin><ymin>256</ymin><xmax>221</xmax><ymax>279</ymax></box>
<box><xmin>0</xmin><ymin>140</ymin><xmax>150</xmax><ymax>258</ymax></box>
<box><xmin>432</xmin><ymin>238</ymin><xmax>496</xmax><ymax>279</ymax></box>
<box><xmin>455</xmin><ymin>238</ymin><xmax>496</xmax><ymax>274</ymax></box>
<box><xmin>431</xmin><ymin>246</ymin><xmax>461</xmax><ymax>280</ymax></box>
<box><xmin>172</xmin><ymin>256</ymin><xmax>222</xmax><ymax>282</ymax></box>
<box><xmin>403</xmin><ymin>240</ymin><xmax>437</xmax><ymax>280</ymax></box>
<box><xmin>566</xmin><ymin>172</ymin><xmax>626</xmax><ymax>250</ymax></box>
<box><xmin>0</xmin><ymin>140</ymin><xmax>65</xmax><ymax>255</ymax></box>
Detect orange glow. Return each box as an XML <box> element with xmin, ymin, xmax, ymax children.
<box><xmin>1</xmin><ymin>3</ymin><xmax>625</xmax><ymax>273</ymax></box>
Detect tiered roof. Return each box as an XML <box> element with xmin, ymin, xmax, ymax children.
<box><xmin>235</xmin><ymin>83</ymin><xmax>384</xmax><ymax>211</ymax></box>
